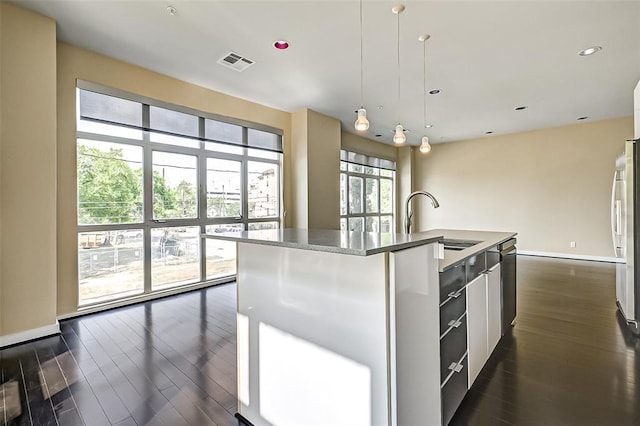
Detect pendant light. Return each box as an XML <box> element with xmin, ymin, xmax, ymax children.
<box><xmin>392</xmin><ymin>5</ymin><xmax>406</xmax><ymax>144</ymax></box>
<box><xmin>354</xmin><ymin>0</ymin><xmax>369</xmax><ymax>131</ymax></box>
<box><xmin>419</xmin><ymin>33</ymin><xmax>432</xmax><ymax>154</ymax></box>
<box><xmin>419</xmin><ymin>136</ymin><xmax>432</xmax><ymax>153</ymax></box>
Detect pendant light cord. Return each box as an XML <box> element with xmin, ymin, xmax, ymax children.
<box><xmin>397</xmin><ymin>9</ymin><xmax>401</xmax><ymax>124</ymax></box>
<box><xmin>360</xmin><ymin>0</ymin><xmax>364</xmax><ymax>108</ymax></box>
<box><xmin>423</xmin><ymin>39</ymin><xmax>427</xmax><ymax>129</ymax></box>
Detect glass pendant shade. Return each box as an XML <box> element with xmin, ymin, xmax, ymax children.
<box><xmin>420</xmin><ymin>136</ymin><xmax>432</xmax><ymax>153</ymax></box>
<box><xmin>393</xmin><ymin>124</ymin><xmax>406</xmax><ymax>144</ymax></box>
<box><xmin>355</xmin><ymin>108</ymin><xmax>370</xmax><ymax>131</ymax></box>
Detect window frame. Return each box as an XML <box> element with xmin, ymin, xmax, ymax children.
<box><xmin>76</xmin><ymin>82</ymin><xmax>283</xmax><ymax>307</ymax></box>
<box><xmin>340</xmin><ymin>150</ymin><xmax>395</xmax><ymax>233</ymax></box>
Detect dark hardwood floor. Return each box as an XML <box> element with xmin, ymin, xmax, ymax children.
<box><xmin>1</xmin><ymin>255</ymin><xmax>639</xmax><ymax>425</ymax></box>
<box><xmin>1</xmin><ymin>285</ymin><xmax>238</xmax><ymax>426</ymax></box>
<box><xmin>452</xmin><ymin>256</ymin><xmax>640</xmax><ymax>426</ymax></box>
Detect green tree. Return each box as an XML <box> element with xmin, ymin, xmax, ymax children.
<box><xmin>380</xmin><ymin>179</ymin><xmax>393</xmax><ymax>214</ymax></box>
<box><xmin>208</xmin><ymin>196</ymin><xmax>240</xmax><ymax>217</ymax></box>
<box><xmin>348</xmin><ymin>176</ymin><xmax>363</xmax><ymax>214</ymax></box>
<box><xmin>135</xmin><ymin>169</ymin><xmax>178</xmax><ymax>219</ymax></box>
<box><xmin>175</xmin><ymin>180</ymin><xmax>197</xmax><ymax>218</ymax></box>
<box><xmin>78</xmin><ymin>145</ymin><xmax>141</xmax><ymax>224</ymax></box>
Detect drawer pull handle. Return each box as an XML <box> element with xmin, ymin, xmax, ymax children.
<box><xmin>448</xmin><ymin>362</ymin><xmax>464</xmax><ymax>373</ymax></box>
<box><xmin>447</xmin><ymin>319</ymin><xmax>462</xmax><ymax>328</ymax></box>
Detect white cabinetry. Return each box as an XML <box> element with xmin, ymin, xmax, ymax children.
<box><xmin>487</xmin><ymin>264</ymin><xmax>502</xmax><ymax>354</ymax></box>
<box><xmin>466</xmin><ymin>274</ymin><xmax>487</xmax><ymax>386</ymax></box>
<box><xmin>466</xmin><ymin>263</ymin><xmax>502</xmax><ymax>388</ymax></box>
<box><xmin>634</xmin><ymin>79</ymin><xmax>639</xmax><ymax>139</ymax></box>
<box><xmin>392</xmin><ymin>243</ymin><xmax>442</xmax><ymax>426</ymax></box>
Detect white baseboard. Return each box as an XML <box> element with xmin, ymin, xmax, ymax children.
<box><xmin>517</xmin><ymin>250</ymin><xmax>622</xmax><ymax>263</ymax></box>
<box><xmin>0</xmin><ymin>321</ymin><xmax>60</xmax><ymax>348</ymax></box>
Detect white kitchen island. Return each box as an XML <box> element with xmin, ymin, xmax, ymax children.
<box><xmin>206</xmin><ymin>228</ymin><xmax>444</xmax><ymax>426</ymax></box>
<box><xmin>204</xmin><ymin>228</ymin><xmax>516</xmax><ymax>426</ymax></box>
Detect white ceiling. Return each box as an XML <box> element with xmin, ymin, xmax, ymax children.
<box><xmin>13</xmin><ymin>0</ymin><xmax>640</xmax><ymax>146</ymax></box>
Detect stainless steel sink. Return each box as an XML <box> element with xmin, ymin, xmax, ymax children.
<box><xmin>442</xmin><ymin>239</ymin><xmax>481</xmax><ymax>251</ymax></box>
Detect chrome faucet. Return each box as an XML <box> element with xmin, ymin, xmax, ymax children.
<box><xmin>405</xmin><ymin>191</ymin><xmax>440</xmax><ymax>234</ymax></box>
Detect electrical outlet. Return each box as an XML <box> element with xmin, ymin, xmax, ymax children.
<box><xmin>570</xmin><ymin>241</ymin><xmax>576</xmax><ymax>248</ymax></box>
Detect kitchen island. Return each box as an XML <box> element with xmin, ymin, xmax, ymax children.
<box><xmin>204</xmin><ymin>228</ymin><xmax>516</xmax><ymax>426</ymax></box>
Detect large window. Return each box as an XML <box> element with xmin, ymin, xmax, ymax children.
<box><xmin>76</xmin><ymin>83</ymin><xmax>282</xmax><ymax>306</ymax></box>
<box><xmin>340</xmin><ymin>150</ymin><xmax>395</xmax><ymax>233</ymax></box>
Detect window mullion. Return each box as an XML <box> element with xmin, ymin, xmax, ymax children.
<box><xmin>142</xmin><ymin>104</ymin><xmax>152</xmax><ymax>294</ymax></box>
<box><xmin>199</xmin><ymin>117</ymin><xmax>207</xmax><ymax>282</ymax></box>
<box><xmin>242</xmin><ymin>128</ymin><xmax>249</xmax><ymax>229</ymax></box>
<box><xmin>376</xmin><ymin>175</ymin><xmax>382</xmax><ymax>231</ymax></box>
<box><xmin>361</xmin><ymin>174</ymin><xmax>366</xmax><ymax>229</ymax></box>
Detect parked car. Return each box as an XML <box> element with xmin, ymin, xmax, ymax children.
<box><xmin>152</xmin><ymin>231</ymin><xmax>182</xmax><ymax>257</ymax></box>
<box><xmin>115</xmin><ymin>230</ymin><xmax>143</xmax><ymax>244</ymax></box>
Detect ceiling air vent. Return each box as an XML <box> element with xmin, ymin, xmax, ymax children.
<box><xmin>217</xmin><ymin>52</ymin><xmax>255</xmax><ymax>72</ymax></box>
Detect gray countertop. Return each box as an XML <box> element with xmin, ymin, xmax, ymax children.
<box><xmin>202</xmin><ymin>228</ymin><xmax>444</xmax><ymax>256</ymax></box>
<box><xmin>202</xmin><ymin>228</ymin><xmax>516</xmax><ymax>268</ymax></box>
<box><xmin>435</xmin><ymin>229</ymin><xmax>517</xmax><ymax>272</ymax></box>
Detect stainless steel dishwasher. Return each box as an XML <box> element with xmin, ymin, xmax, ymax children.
<box><xmin>499</xmin><ymin>238</ymin><xmax>517</xmax><ymax>332</ymax></box>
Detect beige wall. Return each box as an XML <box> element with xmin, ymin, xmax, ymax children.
<box><xmin>307</xmin><ymin>110</ymin><xmax>341</xmax><ymax>229</ymax></box>
<box><xmin>635</xmin><ymin>80</ymin><xmax>640</xmax><ymax>139</ymax></box>
<box><xmin>0</xmin><ymin>3</ymin><xmax>57</xmax><ymax>335</ymax></box>
<box><xmin>291</xmin><ymin>109</ymin><xmax>341</xmax><ymax>229</ymax></box>
<box><xmin>415</xmin><ymin>117</ymin><xmax>633</xmax><ymax>258</ymax></box>
<box><xmin>56</xmin><ymin>42</ymin><xmax>292</xmax><ymax>316</ymax></box>
<box><xmin>396</xmin><ymin>146</ymin><xmax>414</xmax><ymax>233</ymax></box>
<box><xmin>291</xmin><ymin>110</ymin><xmax>309</xmax><ymax>228</ymax></box>
<box><xmin>341</xmin><ymin>132</ymin><xmax>398</xmax><ymax>162</ymax></box>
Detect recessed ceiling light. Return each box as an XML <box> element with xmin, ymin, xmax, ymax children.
<box><xmin>515</xmin><ymin>106</ymin><xmax>528</xmax><ymax>111</ymax></box>
<box><xmin>166</xmin><ymin>6</ymin><xmax>177</xmax><ymax>15</ymax></box>
<box><xmin>377</xmin><ymin>105</ymin><xmax>384</xmax><ymax>110</ymax></box>
<box><xmin>485</xmin><ymin>131</ymin><xmax>493</xmax><ymax>134</ymax></box>
<box><xmin>425</xmin><ymin>124</ymin><xmax>433</xmax><ymax>128</ymax></box>
<box><xmin>578</xmin><ymin>46</ymin><xmax>602</xmax><ymax>56</ymax></box>
<box><xmin>577</xmin><ymin>116</ymin><xmax>588</xmax><ymax>120</ymax></box>
<box><xmin>429</xmin><ymin>89</ymin><xmax>441</xmax><ymax>95</ymax></box>
<box><xmin>273</xmin><ymin>40</ymin><xmax>290</xmax><ymax>50</ymax></box>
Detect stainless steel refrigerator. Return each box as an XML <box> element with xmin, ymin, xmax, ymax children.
<box><xmin>613</xmin><ymin>80</ymin><xmax>640</xmax><ymax>334</ymax></box>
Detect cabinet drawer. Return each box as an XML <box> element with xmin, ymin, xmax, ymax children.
<box><xmin>439</xmin><ymin>262</ymin><xmax>466</xmax><ymax>303</ymax></box>
<box><xmin>441</xmin><ymin>354</ymin><xmax>468</xmax><ymax>426</ymax></box>
<box><xmin>440</xmin><ymin>316</ymin><xmax>467</xmax><ymax>383</ymax></box>
<box><xmin>439</xmin><ymin>291</ymin><xmax>466</xmax><ymax>336</ymax></box>
<box><xmin>466</xmin><ymin>252</ymin><xmax>486</xmax><ymax>281</ymax></box>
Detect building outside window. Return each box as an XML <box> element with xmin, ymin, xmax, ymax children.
<box><xmin>76</xmin><ymin>82</ymin><xmax>282</xmax><ymax>306</ymax></box>
<box><xmin>340</xmin><ymin>150</ymin><xmax>395</xmax><ymax>233</ymax></box>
